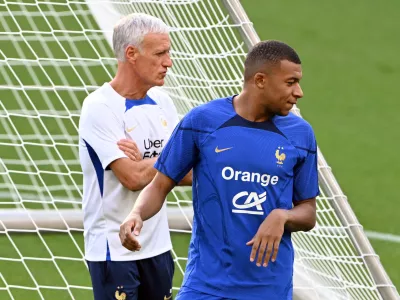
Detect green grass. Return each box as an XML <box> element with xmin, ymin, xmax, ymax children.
<box><xmin>0</xmin><ymin>0</ymin><xmax>399</xmax><ymax>298</ymax></box>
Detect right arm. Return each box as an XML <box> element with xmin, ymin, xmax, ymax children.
<box><xmin>113</xmin><ymin>139</ymin><xmax>193</xmax><ymax>190</ymax></box>
<box><xmin>119</xmin><ymin>172</ymin><xmax>176</xmax><ymax>251</ymax></box>
<box><xmin>109</xmin><ymin>157</ymin><xmax>158</xmax><ymax>191</ymax></box>
<box><xmin>80</xmin><ymin>102</ymin><xmax>159</xmax><ymax>191</ymax></box>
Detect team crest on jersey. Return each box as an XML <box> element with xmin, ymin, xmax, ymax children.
<box><xmin>275</xmin><ymin>146</ymin><xmax>286</xmax><ymax>165</ymax></box>
<box><xmin>159</xmin><ymin>114</ymin><xmax>170</xmax><ymax>137</ymax></box>
<box><xmin>160</xmin><ymin>115</ymin><xmax>168</xmax><ymax>128</ymax></box>
<box><xmin>115</xmin><ymin>286</ymin><xmax>126</xmax><ymax>300</ymax></box>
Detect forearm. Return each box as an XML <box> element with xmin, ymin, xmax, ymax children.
<box><xmin>134</xmin><ymin>158</ymin><xmax>157</xmax><ymax>190</ymax></box>
<box><xmin>282</xmin><ymin>199</ymin><xmax>316</xmax><ymax>232</ymax></box>
<box><xmin>130</xmin><ymin>182</ymin><xmax>166</xmax><ymax>221</ymax></box>
<box><xmin>130</xmin><ymin>172</ymin><xmax>176</xmax><ymax>221</ymax></box>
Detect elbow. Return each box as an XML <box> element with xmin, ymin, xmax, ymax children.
<box><xmin>303</xmin><ymin>214</ymin><xmax>317</xmax><ymax>232</ymax></box>
<box><xmin>303</xmin><ymin>219</ymin><xmax>316</xmax><ymax>232</ymax></box>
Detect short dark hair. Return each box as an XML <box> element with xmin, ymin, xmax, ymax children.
<box><xmin>244</xmin><ymin>40</ymin><xmax>301</xmax><ymax>81</ymax></box>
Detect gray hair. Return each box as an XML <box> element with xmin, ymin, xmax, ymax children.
<box><xmin>112</xmin><ymin>13</ymin><xmax>169</xmax><ymax>61</ymax></box>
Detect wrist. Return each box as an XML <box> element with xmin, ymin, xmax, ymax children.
<box><xmin>274</xmin><ymin>208</ymin><xmax>289</xmax><ymax>223</ymax></box>
<box><xmin>130</xmin><ymin>209</ymin><xmax>141</xmax><ymax>219</ymax></box>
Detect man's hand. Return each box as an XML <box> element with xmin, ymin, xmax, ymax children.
<box><xmin>246</xmin><ymin>209</ymin><xmax>288</xmax><ymax>267</ymax></box>
<box><xmin>118</xmin><ymin>139</ymin><xmax>142</xmax><ymax>161</ymax></box>
<box><xmin>119</xmin><ymin>213</ymin><xmax>143</xmax><ymax>251</ymax></box>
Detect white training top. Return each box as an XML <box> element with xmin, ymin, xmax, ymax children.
<box><xmin>79</xmin><ymin>82</ymin><xmax>179</xmax><ymax>261</ymax></box>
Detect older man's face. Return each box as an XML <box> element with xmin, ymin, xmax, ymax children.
<box><xmin>133</xmin><ymin>33</ymin><xmax>172</xmax><ymax>87</ymax></box>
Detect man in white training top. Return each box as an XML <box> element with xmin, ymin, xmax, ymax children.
<box><xmin>79</xmin><ymin>13</ymin><xmax>191</xmax><ymax>300</ymax></box>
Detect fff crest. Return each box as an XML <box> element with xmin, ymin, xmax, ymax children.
<box><xmin>275</xmin><ymin>147</ymin><xmax>286</xmax><ymax>165</ymax></box>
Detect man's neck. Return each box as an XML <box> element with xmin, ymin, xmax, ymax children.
<box><xmin>110</xmin><ymin>65</ymin><xmax>151</xmax><ymax>99</ymax></box>
<box><xmin>234</xmin><ymin>89</ymin><xmax>274</xmax><ymax>122</ymax></box>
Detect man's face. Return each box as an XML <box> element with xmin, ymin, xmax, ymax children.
<box><xmin>257</xmin><ymin>60</ymin><xmax>303</xmax><ymax>116</ymax></box>
<box><xmin>129</xmin><ymin>33</ymin><xmax>172</xmax><ymax>86</ymax></box>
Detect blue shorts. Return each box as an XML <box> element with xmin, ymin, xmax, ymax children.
<box><xmin>87</xmin><ymin>250</ymin><xmax>174</xmax><ymax>300</ymax></box>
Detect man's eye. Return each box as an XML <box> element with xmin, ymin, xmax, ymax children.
<box><xmin>287</xmin><ymin>82</ymin><xmax>294</xmax><ymax>86</ymax></box>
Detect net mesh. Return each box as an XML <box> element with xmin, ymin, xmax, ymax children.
<box><xmin>0</xmin><ymin>0</ymin><xmax>389</xmax><ymax>299</ymax></box>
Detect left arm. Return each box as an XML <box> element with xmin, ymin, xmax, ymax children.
<box><xmin>248</xmin><ymin>125</ymin><xmax>319</xmax><ymax>267</ymax></box>
<box><xmin>246</xmin><ymin>199</ymin><xmax>316</xmax><ymax>268</ymax></box>
<box><xmin>178</xmin><ymin>169</ymin><xmax>192</xmax><ymax>186</ymax></box>
<box><xmin>285</xmin><ymin>197</ymin><xmax>316</xmax><ymax>232</ymax></box>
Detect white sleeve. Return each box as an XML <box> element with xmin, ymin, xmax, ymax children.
<box><xmin>79</xmin><ymin>102</ymin><xmax>127</xmax><ymax>169</ymax></box>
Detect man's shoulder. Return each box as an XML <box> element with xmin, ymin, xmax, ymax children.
<box><xmin>147</xmin><ymin>87</ymin><xmax>173</xmax><ymax>107</ymax></box>
<box><xmin>189</xmin><ymin>96</ymin><xmax>233</xmax><ymax>119</ymax></box>
<box><xmin>274</xmin><ymin>112</ymin><xmax>316</xmax><ymax>149</ymax></box>
<box><xmin>82</xmin><ymin>83</ymin><xmax>123</xmax><ymax>114</ymax></box>
<box><xmin>275</xmin><ymin>112</ymin><xmax>314</xmax><ymax>132</ymax></box>
<box><xmin>185</xmin><ymin>96</ymin><xmax>235</xmax><ymax>131</ymax></box>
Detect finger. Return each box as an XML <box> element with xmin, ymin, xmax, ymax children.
<box><xmin>127</xmin><ymin>237</ymin><xmax>141</xmax><ymax>251</ymax></box>
<box><xmin>263</xmin><ymin>239</ymin><xmax>274</xmax><ymax>267</ymax></box>
<box><xmin>256</xmin><ymin>240</ymin><xmax>267</xmax><ymax>267</ymax></box>
<box><xmin>119</xmin><ymin>145</ymin><xmax>135</xmax><ymax>153</ymax></box>
<box><xmin>118</xmin><ymin>140</ymin><xmax>140</xmax><ymax>152</ymax></box>
<box><xmin>246</xmin><ymin>239</ymin><xmax>254</xmax><ymax>246</ymax></box>
<box><xmin>124</xmin><ymin>151</ymin><xmax>136</xmax><ymax>161</ymax></box>
<box><xmin>133</xmin><ymin>220</ymin><xmax>143</xmax><ymax>236</ymax></box>
<box><xmin>135</xmin><ymin>151</ymin><xmax>143</xmax><ymax>161</ymax></box>
<box><xmin>249</xmin><ymin>238</ymin><xmax>260</xmax><ymax>263</ymax></box>
<box><xmin>119</xmin><ymin>223</ymin><xmax>140</xmax><ymax>251</ymax></box>
<box><xmin>124</xmin><ymin>228</ymin><xmax>141</xmax><ymax>251</ymax></box>
<box><xmin>119</xmin><ymin>225</ymin><xmax>125</xmax><ymax>243</ymax></box>
<box><xmin>119</xmin><ymin>146</ymin><xmax>138</xmax><ymax>160</ymax></box>
<box><xmin>123</xmin><ymin>236</ymin><xmax>141</xmax><ymax>251</ymax></box>
<box><xmin>271</xmin><ymin>237</ymin><xmax>282</xmax><ymax>263</ymax></box>
<box><xmin>117</xmin><ymin>139</ymin><xmax>133</xmax><ymax>145</ymax></box>
<box><xmin>133</xmin><ymin>151</ymin><xmax>142</xmax><ymax>161</ymax></box>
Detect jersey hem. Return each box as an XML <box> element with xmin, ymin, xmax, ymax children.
<box><xmin>85</xmin><ymin>245</ymin><xmax>172</xmax><ymax>262</ymax></box>
<box><xmin>181</xmin><ymin>283</ymin><xmax>291</xmax><ymax>300</ymax></box>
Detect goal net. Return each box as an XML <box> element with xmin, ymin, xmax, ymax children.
<box><xmin>0</xmin><ymin>0</ymin><xmax>397</xmax><ymax>299</ymax></box>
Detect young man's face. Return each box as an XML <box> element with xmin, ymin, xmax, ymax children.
<box><xmin>129</xmin><ymin>33</ymin><xmax>172</xmax><ymax>87</ymax></box>
<box><xmin>258</xmin><ymin>60</ymin><xmax>303</xmax><ymax>116</ymax></box>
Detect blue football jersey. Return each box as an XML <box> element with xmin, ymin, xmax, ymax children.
<box><xmin>155</xmin><ymin>96</ymin><xmax>319</xmax><ymax>300</ymax></box>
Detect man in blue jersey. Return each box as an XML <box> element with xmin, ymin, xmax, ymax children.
<box><xmin>119</xmin><ymin>40</ymin><xmax>318</xmax><ymax>300</ymax></box>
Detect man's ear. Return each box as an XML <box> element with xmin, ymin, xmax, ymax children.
<box><xmin>254</xmin><ymin>72</ymin><xmax>267</xmax><ymax>89</ymax></box>
<box><xmin>125</xmin><ymin>45</ymin><xmax>140</xmax><ymax>63</ymax></box>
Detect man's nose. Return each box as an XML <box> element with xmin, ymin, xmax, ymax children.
<box><xmin>294</xmin><ymin>83</ymin><xmax>303</xmax><ymax>99</ymax></box>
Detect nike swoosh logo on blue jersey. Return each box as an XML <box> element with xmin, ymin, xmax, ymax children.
<box><xmin>215</xmin><ymin>146</ymin><xmax>233</xmax><ymax>153</ymax></box>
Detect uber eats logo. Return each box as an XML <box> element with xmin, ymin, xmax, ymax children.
<box><xmin>143</xmin><ymin>138</ymin><xmax>164</xmax><ymax>158</ymax></box>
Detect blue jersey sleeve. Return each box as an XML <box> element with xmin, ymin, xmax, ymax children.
<box><xmin>293</xmin><ymin>129</ymin><xmax>319</xmax><ymax>201</ymax></box>
<box><xmin>155</xmin><ymin>110</ymin><xmax>199</xmax><ymax>183</ymax></box>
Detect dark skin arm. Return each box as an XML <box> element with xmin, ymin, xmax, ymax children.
<box><xmin>119</xmin><ymin>172</ymin><xmax>176</xmax><ymax>251</ymax></box>
<box><xmin>247</xmin><ymin>198</ymin><xmax>316</xmax><ymax>267</ymax></box>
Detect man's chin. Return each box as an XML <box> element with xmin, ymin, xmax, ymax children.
<box><xmin>153</xmin><ymin>79</ymin><xmax>165</xmax><ymax>86</ymax></box>
<box><xmin>277</xmin><ymin>110</ymin><xmax>290</xmax><ymax>117</ymax></box>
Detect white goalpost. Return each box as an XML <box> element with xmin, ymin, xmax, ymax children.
<box><xmin>0</xmin><ymin>0</ymin><xmax>398</xmax><ymax>299</ymax></box>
